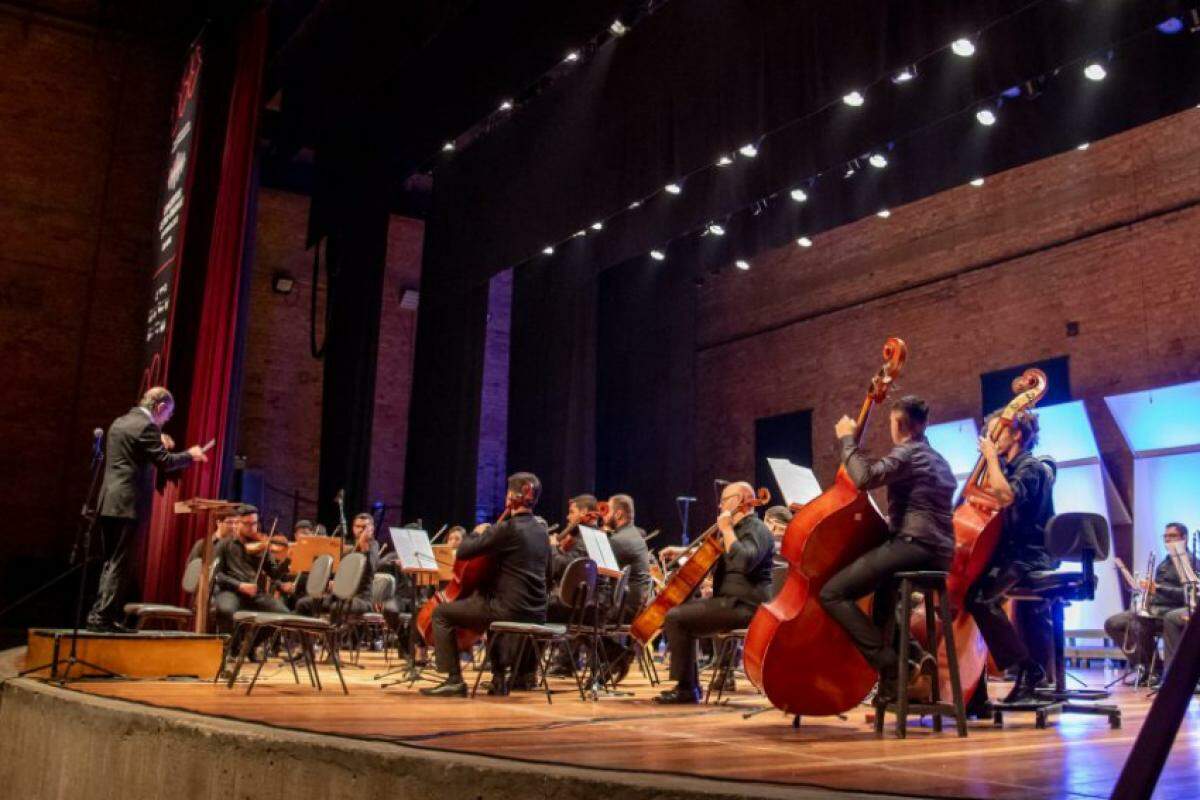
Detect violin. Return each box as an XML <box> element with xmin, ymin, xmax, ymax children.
<box><xmin>558</xmin><ymin>501</ymin><xmax>610</xmax><ymax>553</ymax></box>
<box><xmin>247</xmin><ymin>519</ymin><xmax>289</xmax><ymax>596</ymax></box>
<box><xmin>631</xmin><ymin>486</ymin><xmax>770</xmax><ymax>645</ymax></box>
<box><xmin>743</xmin><ymin>337</ymin><xmax>906</xmax><ymax>716</ymax></box>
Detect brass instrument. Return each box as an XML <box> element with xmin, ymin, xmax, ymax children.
<box><xmin>1113</xmin><ymin>552</ymin><xmax>1155</xmax><ymax>656</ymax></box>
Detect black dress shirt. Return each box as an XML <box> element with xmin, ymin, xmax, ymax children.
<box><xmin>213</xmin><ymin>538</ymin><xmax>288</xmax><ymax>594</ymax></box>
<box><xmin>712</xmin><ymin>514</ymin><xmax>775</xmax><ymax>605</ymax></box>
<box><xmin>840</xmin><ymin>434</ymin><xmax>957</xmax><ymax>560</ymax></box>
<box><xmin>609</xmin><ymin>524</ymin><xmax>653</xmax><ymax>611</ymax></box>
<box><xmin>457</xmin><ymin>511</ymin><xmax>550</xmax><ymax>621</ymax></box>
<box><xmin>548</xmin><ymin>532</ymin><xmax>589</xmax><ymax>585</ymax></box>
<box><xmin>996</xmin><ymin>450</ymin><xmax>1057</xmax><ymax>570</ymax></box>
<box><xmin>1149</xmin><ymin>551</ymin><xmax>1198</xmax><ymax>613</ymax></box>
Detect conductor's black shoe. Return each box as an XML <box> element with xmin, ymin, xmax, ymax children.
<box><xmin>86</xmin><ymin>622</ymin><xmax>124</xmax><ymax>634</ymax></box>
<box><xmin>420</xmin><ymin>679</ymin><xmax>467</xmax><ymax>697</ymax></box>
<box><xmin>653</xmin><ymin>685</ymin><xmax>701</xmax><ymax>704</ymax></box>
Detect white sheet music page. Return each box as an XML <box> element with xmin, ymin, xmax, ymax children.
<box><xmin>389</xmin><ymin>527</ymin><xmax>438</xmax><ymax>571</ymax></box>
<box><xmin>579</xmin><ymin>525</ymin><xmax>620</xmax><ymax>574</ymax></box>
<box><xmin>766</xmin><ymin>458</ymin><xmax>823</xmax><ymax>506</ymax></box>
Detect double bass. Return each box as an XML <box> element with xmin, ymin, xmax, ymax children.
<box><xmin>630</xmin><ymin>487</ymin><xmax>770</xmax><ymax>645</ymax></box>
<box><xmin>918</xmin><ymin>368</ymin><xmax>1048</xmax><ymax>702</ymax></box>
<box><xmin>743</xmin><ymin>337</ymin><xmax>906</xmax><ymax>716</ymax></box>
<box><xmin>414</xmin><ymin>486</ymin><xmax>532</xmax><ymax>649</ymax></box>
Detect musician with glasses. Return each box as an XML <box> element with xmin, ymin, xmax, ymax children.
<box><xmin>1143</xmin><ymin>524</ymin><xmax>1199</xmax><ymax>677</ymax></box>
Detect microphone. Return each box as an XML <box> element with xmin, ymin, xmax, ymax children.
<box><xmin>335</xmin><ymin>489</ymin><xmax>345</xmax><ymax>505</ymax></box>
<box><xmin>676</xmin><ymin>496</ymin><xmax>697</xmax><ymax>502</ymax></box>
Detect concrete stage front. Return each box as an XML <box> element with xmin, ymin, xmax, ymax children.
<box><xmin>0</xmin><ymin>648</ymin><xmax>1195</xmax><ymax>800</ymax></box>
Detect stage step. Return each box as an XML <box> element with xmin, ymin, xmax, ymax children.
<box><xmin>24</xmin><ymin>628</ymin><xmax>223</xmax><ymax>680</ymax></box>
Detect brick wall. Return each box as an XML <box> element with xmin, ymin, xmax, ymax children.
<box><xmin>236</xmin><ymin>188</ymin><xmax>423</xmax><ymax>524</ymax></box>
<box><xmin>693</xmin><ymin>109</ymin><xmax>1200</xmax><ymax>531</ymax></box>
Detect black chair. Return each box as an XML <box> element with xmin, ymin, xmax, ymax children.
<box><xmin>994</xmin><ymin>511</ymin><xmax>1121</xmax><ymax>729</ymax></box>
<box><xmin>124</xmin><ymin>557</ymin><xmax>204</xmax><ymax>630</ymax></box>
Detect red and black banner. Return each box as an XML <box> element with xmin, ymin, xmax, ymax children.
<box><xmin>141</xmin><ymin>40</ymin><xmax>203</xmax><ymax>395</ymax></box>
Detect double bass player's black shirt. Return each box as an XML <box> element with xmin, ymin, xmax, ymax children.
<box><xmin>457</xmin><ymin>511</ymin><xmax>550</xmax><ymax>621</ymax></box>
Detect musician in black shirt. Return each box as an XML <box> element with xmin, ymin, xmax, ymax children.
<box><xmin>605</xmin><ymin>494</ymin><xmax>653</xmax><ymax>620</ymax></box>
<box><xmin>819</xmin><ymin>396</ymin><xmax>957</xmax><ymax>702</ymax></box>
<box><xmin>965</xmin><ymin>410</ymin><xmax>1057</xmax><ymax>704</ymax></box>
<box><xmin>296</xmin><ymin>513</ymin><xmax>379</xmax><ymax>618</ymax></box>
<box><xmin>655</xmin><ymin>482</ymin><xmax>775</xmax><ymax>704</ymax></box>
<box><xmin>422</xmin><ymin>472</ymin><xmax>551</xmax><ymax>697</ymax></box>
<box><xmin>548</xmin><ymin>494</ymin><xmax>595</xmax><ymax>598</ymax></box>
<box><xmin>1134</xmin><ymin>524</ymin><xmax>1196</xmax><ymax>678</ymax></box>
<box><xmin>211</xmin><ymin>506</ymin><xmax>292</xmax><ymax>635</ymax></box>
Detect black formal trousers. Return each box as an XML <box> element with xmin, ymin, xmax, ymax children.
<box><xmin>818</xmin><ymin>537</ymin><xmax>948</xmax><ymax>673</ymax></box>
<box><xmin>432</xmin><ymin>594</ymin><xmax>542</xmax><ymax>681</ymax></box>
<box><xmin>86</xmin><ymin>517</ymin><xmax>140</xmax><ymax>627</ymax></box>
<box><xmin>966</xmin><ymin>560</ymin><xmax>1053</xmax><ymax>673</ymax></box>
<box><xmin>663</xmin><ymin>596</ymin><xmax>756</xmax><ymax>689</ymax></box>
<box><xmin>212</xmin><ymin>590</ymin><xmax>290</xmax><ymax>634</ymax></box>
<box><xmin>1104</xmin><ymin>610</ymin><xmax>1160</xmax><ymax>670</ymax></box>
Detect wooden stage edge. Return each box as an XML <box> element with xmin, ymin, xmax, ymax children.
<box><xmin>1</xmin><ymin>647</ymin><xmax>1197</xmax><ymax>800</ymax></box>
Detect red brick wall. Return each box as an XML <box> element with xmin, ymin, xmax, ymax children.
<box><xmin>693</xmin><ymin>109</ymin><xmax>1200</xmax><ymax>524</ymax></box>
<box><xmin>236</xmin><ymin>188</ymin><xmax>423</xmax><ymax>523</ymax></box>
<box><xmin>0</xmin><ymin>12</ymin><xmax>178</xmax><ymax>557</ymax></box>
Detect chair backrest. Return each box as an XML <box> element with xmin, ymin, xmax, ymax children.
<box><xmin>332</xmin><ymin>552</ymin><xmax>367</xmax><ymax>600</ymax></box>
<box><xmin>306</xmin><ymin>554</ymin><xmax>334</xmax><ymax>597</ymax></box>
<box><xmin>181</xmin><ymin>558</ymin><xmax>204</xmax><ymax>594</ymax></box>
<box><xmin>1046</xmin><ymin>512</ymin><xmax>1111</xmax><ymax>563</ymax></box>
<box><xmin>559</xmin><ymin>558</ymin><xmax>597</xmax><ymax>614</ymax></box>
<box><xmin>770</xmin><ymin>561</ymin><xmax>789</xmax><ymax>599</ymax></box>
<box><xmin>371</xmin><ymin>572</ymin><xmax>396</xmax><ymax>604</ymax></box>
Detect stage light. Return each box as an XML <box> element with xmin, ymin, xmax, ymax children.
<box><xmin>716</xmin><ymin>154</ymin><xmax>733</xmax><ymax>166</ymax></box>
<box><xmin>610</xmin><ymin>19</ymin><xmax>627</xmax><ymax>36</ymax></box>
<box><xmin>892</xmin><ymin>67</ymin><xmax>916</xmax><ymax>84</ymax></box>
<box><xmin>1084</xmin><ymin>63</ymin><xmax>1107</xmax><ymax>81</ymax></box>
<box><xmin>650</xmin><ymin>249</ymin><xmax>665</xmax><ymax>261</ymax></box>
<box><xmin>868</xmin><ymin>153</ymin><xmax>888</xmax><ymax>169</ymax></box>
<box><xmin>1156</xmin><ymin>17</ymin><xmax>1184</xmax><ymax>35</ymax></box>
<box><xmin>951</xmin><ymin>38</ymin><xmax>976</xmax><ymax>57</ymax></box>
<box><xmin>442</xmin><ymin>141</ymin><xmax>455</xmax><ymax>152</ymax></box>
<box><xmin>975</xmin><ymin>108</ymin><xmax>996</xmax><ymax>126</ymax></box>
<box><xmin>499</xmin><ymin>99</ymin><xmax>513</xmax><ymax>111</ymax></box>
<box><xmin>591</xmin><ymin>221</ymin><xmax>603</xmax><ymax>230</ymax></box>
<box><xmin>877</xmin><ymin>209</ymin><xmax>891</xmax><ymax>218</ymax></box>
<box><xmin>271</xmin><ymin>271</ymin><xmax>295</xmax><ymax>294</ymax></box>
<box><xmin>1077</xmin><ymin>142</ymin><xmax>1090</xmax><ymax>150</ymax></box>
<box><xmin>735</xmin><ymin>259</ymin><xmax>750</xmax><ymax>270</ymax></box>
<box><xmin>970</xmin><ymin>177</ymin><xmax>985</xmax><ymax>187</ymax></box>
<box><xmin>789</xmin><ymin>188</ymin><xmax>808</xmax><ymax>203</ymax></box>
<box><xmin>542</xmin><ymin>246</ymin><xmax>554</xmax><ymax>255</ymax></box>
<box><xmin>564</xmin><ymin>51</ymin><xmax>580</xmax><ymax>62</ymax></box>
<box><xmin>844</xmin><ymin>166</ymin><xmax>857</xmax><ymax>178</ymax></box>
<box><xmin>843</xmin><ymin>90</ymin><xmax>864</xmax><ymax>107</ymax></box>
<box><xmin>708</xmin><ymin>223</ymin><xmax>726</xmax><ymax>236</ymax></box>
<box><xmin>739</xmin><ymin>143</ymin><xmax>758</xmax><ymax>158</ymax></box>
<box><xmin>628</xmin><ymin>200</ymin><xmax>642</xmax><ymax>209</ymax></box>
<box><xmin>573</xmin><ymin>229</ymin><xmax>586</xmax><ymax>238</ymax></box>
<box><xmin>665</xmin><ymin>182</ymin><xmax>682</xmax><ymax>194</ymax></box>
<box><xmin>796</xmin><ymin>236</ymin><xmax>813</xmax><ymax>248</ymax></box>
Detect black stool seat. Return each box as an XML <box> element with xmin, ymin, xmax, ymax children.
<box><xmin>894</xmin><ymin>570</ymin><xmax>950</xmax><ymax>583</ymax></box>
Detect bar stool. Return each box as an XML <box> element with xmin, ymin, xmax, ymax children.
<box><xmin>874</xmin><ymin>570</ymin><xmax>968</xmax><ymax>739</ymax></box>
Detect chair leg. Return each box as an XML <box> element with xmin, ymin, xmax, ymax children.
<box><xmin>226</xmin><ymin>624</ymin><xmax>257</xmax><ymax>689</ymax></box>
<box><xmin>924</xmin><ymin>592</ymin><xmax>942</xmax><ymax>733</ymax></box>
<box><xmin>940</xmin><ymin>588</ymin><xmax>968</xmax><ymax>737</ymax></box>
<box><xmin>897</xmin><ymin>580</ymin><xmax>912</xmax><ymax>739</ymax></box>
<box><xmin>305</xmin><ymin>633</ymin><xmax>323</xmax><ymax>690</ymax></box>
<box><xmin>246</xmin><ymin>627</ymin><xmax>281</xmax><ymax>696</ymax></box>
<box><xmin>325</xmin><ymin>630</ymin><xmax>349</xmax><ymax>694</ymax></box>
<box><xmin>563</xmin><ymin>637</ymin><xmax>589</xmax><ymax>701</ymax></box>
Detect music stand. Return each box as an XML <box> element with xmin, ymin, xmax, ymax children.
<box><xmin>378</xmin><ymin>527</ymin><xmax>441</xmax><ymax>687</ymax></box>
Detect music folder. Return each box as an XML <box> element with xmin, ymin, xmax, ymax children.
<box><xmin>579</xmin><ymin>525</ymin><xmax>622</xmax><ymax>578</ymax></box>
<box><xmin>388</xmin><ymin>527</ymin><xmax>439</xmax><ymax>574</ymax></box>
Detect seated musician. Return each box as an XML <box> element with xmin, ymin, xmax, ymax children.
<box><xmin>296</xmin><ymin>512</ymin><xmax>379</xmax><ymax>618</ymax></box>
<box><xmin>421</xmin><ymin>472</ymin><xmax>551</xmax><ymax>697</ymax></box>
<box><xmin>654</xmin><ymin>481</ymin><xmax>774</xmax><ymax>704</ymax></box>
<box><xmin>445</xmin><ymin>525</ymin><xmax>465</xmax><ymax>550</ymax></box>
<box><xmin>548</xmin><ymin>494</ymin><xmax>597</xmax><ymax>622</ymax></box>
<box><xmin>763</xmin><ymin>505</ymin><xmax>793</xmax><ymax>558</ymax></box>
<box><xmin>293</xmin><ymin>519</ymin><xmax>315</xmax><ymax>537</ymax></box>
<box><xmin>605</xmin><ymin>494</ymin><xmax>653</xmax><ymax>620</ymax></box>
<box><xmin>187</xmin><ymin>509</ymin><xmax>238</xmax><ymax>565</ymax></box>
<box><xmin>211</xmin><ymin>505</ymin><xmax>293</xmax><ymax>637</ymax></box>
<box><xmin>1150</xmin><ymin>524</ymin><xmax>1198</xmax><ymax>676</ymax></box>
<box><xmin>964</xmin><ymin>410</ymin><xmax>1057</xmax><ymax>706</ymax></box>
<box><xmin>818</xmin><ymin>395</ymin><xmax>957</xmax><ymax>703</ymax></box>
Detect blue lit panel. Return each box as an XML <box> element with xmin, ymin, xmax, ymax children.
<box><xmin>926</xmin><ymin>418</ymin><xmax>979</xmax><ymax>477</ymax></box>
<box><xmin>1133</xmin><ymin>452</ymin><xmax>1200</xmax><ymax>571</ymax></box>
<box><xmin>1052</xmin><ymin>463</ymin><xmax>1123</xmax><ymax>629</ymax></box>
<box><xmin>1105</xmin><ymin>380</ymin><xmax>1200</xmax><ymax>454</ymax></box>
<box><xmin>1032</xmin><ymin>401</ymin><xmax>1099</xmax><ymax>464</ymax></box>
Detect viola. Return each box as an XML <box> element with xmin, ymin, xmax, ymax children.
<box><xmin>631</xmin><ymin>487</ymin><xmax>770</xmax><ymax>645</ymax></box>
<box><xmin>743</xmin><ymin>337</ymin><xmax>906</xmax><ymax>716</ymax></box>
<box><xmin>913</xmin><ymin>368</ymin><xmax>1048</xmax><ymax>702</ymax></box>
<box><xmin>414</xmin><ymin>485</ymin><xmax>533</xmax><ymax>648</ymax></box>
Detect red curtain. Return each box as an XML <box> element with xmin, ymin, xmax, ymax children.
<box><xmin>142</xmin><ymin>7</ymin><xmax>268</xmax><ymax>604</ymax></box>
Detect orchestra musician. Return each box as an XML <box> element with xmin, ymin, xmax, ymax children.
<box><xmin>293</xmin><ymin>519</ymin><xmax>315</xmax><ymax>536</ymax></box>
<box><xmin>548</xmin><ymin>494</ymin><xmax>595</xmax><ymax>594</ymax></box>
<box><xmin>604</xmin><ymin>494</ymin><xmax>653</xmax><ymax>620</ymax></box>
<box><xmin>818</xmin><ymin>395</ymin><xmax>957</xmax><ymax>703</ymax></box>
<box><xmin>654</xmin><ymin>481</ymin><xmax>774</xmax><ymax>704</ymax></box>
<box><xmin>211</xmin><ymin>505</ymin><xmax>294</xmax><ymax>643</ymax></box>
<box><xmin>186</xmin><ymin>509</ymin><xmax>238</xmax><ymax>565</ymax></box>
<box><xmin>296</xmin><ymin>513</ymin><xmax>379</xmax><ymax>618</ymax></box>
<box><xmin>421</xmin><ymin>472</ymin><xmax>551</xmax><ymax>697</ymax></box>
<box><xmin>763</xmin><ymin>505</ymin><xmax>793</xmax><ymax>557</ymax></box>
<box><xmin>964</xmin><ymin>409</ymin><xmax>1057</xmax><ymax>706</ymax></box>
<box><xmin>1148</xmin><ymin>524</ymin><xmax>1197</xmax><ymax>677</ymax></box>
<box><xmin>445</xmin><ymin>525</ymin><xmax>465</xmax><ymax>550</ymax></box>
<box><xmin>87</xmin><ymin>386</ymin><xmax>208</xmax><ymax>633</ymax></box>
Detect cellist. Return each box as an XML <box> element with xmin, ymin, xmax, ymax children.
<box><xmin>818</xmin><ymin>396</ymin><xmax>957</xmax><ymax>703</ymax></box>
<box><xmin>964</xmin><ymin>409</ymin><xmax>1056</xmax><ymax>706</ymax></box>
<box><xmin>420</xmin><ymin>472</ymin><xmax>550</xmax><ymax>698</ymax></box>
<box><xmin>654</xmin><ymin>481</ymin><xmax>774</xmax><ymax>704</ymax></box>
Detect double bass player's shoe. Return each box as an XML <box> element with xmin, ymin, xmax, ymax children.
<box><xmin>653</xmin><ymin>684</ymin><xmax>702</xmax><ymax>704</ymax></box>
<box><xmin>421</xmin><ymin>678</ymin><xmax>468</xmax><ymax>697</ymax></box>
<box><xmin>1000</xmin><ymin>662</ymin><xmax>1046</xmax><ymax>705</ymax></box>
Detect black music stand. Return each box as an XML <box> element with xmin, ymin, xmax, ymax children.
<box><xmin>376</xmin><ymin>527</ymin><xmax>441</xmax><ymax>688</ymax></box>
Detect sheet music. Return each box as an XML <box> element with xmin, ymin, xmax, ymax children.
<box><xmin>388</xmin><ymin>527</ymin><xmax>438</xmax><ymax>572</ymax></box>
<box><xmin>1167</xmin><ymin>540</ymin><xmax>1199</xmax><ymax>584</ymax></box>
<box><xmin>766</xmin><ymin>458</ymin><xmax>823</xmax><ymax>506</ymax></box>
<box><xmin>579</xmin><ymin>525</ymin><xmax>620</xmax><ymax>574</ymax></box>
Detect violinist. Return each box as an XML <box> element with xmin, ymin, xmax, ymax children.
<box><xmin>548</xmin><ymin>495</ymin><xmax>598</xmax><ymax>621</ymax></box>
<box><xmin>211</xmin><ymin>505</ymin><xmax>293</xmax><ymax>637</ymax></box>
<box><xmin>445</xmin><ymin>526</ymin><xmax>465</xmax><ymax>550</ymax></box>
<box><xmin>296</xmin><ymin>513</ymin><xmax>379</xmax><ymax>618</ymax></box>
<box><xmin>818</xmin><ymin>396</ymin><xmax>957</xmax><ymax>704</ymax></box>
<box><xmin>654</xmin><ymin>481</ymin><xmax>774</xmax><ymax>704</ymax></box>
<box><xmin>421</xmin><ymin>472</ymin><xmax>550</xmax><ymax>697</ymax></box>
<box><xmin>964</xmin><ymin>409</ymin><xmax>1056</xmax><ymax>705</ymax></box>
<box><xmin>605</xmin><ymin>494</ymin><xmax>653</xmax><ymax>620</ymax></box>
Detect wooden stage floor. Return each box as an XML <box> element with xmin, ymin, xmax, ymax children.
<box><xmin>62</xmin><ymin>654</ymin><xmax>1199</xmax><ymax>800</ymax></box>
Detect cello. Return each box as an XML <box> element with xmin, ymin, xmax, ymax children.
<box><xmin>916</xmin><ymin>368</ymin><xmax>1048</xmax><ymax>702</ymax></box>
<box><xmin>414</xmin><ymin>485</ymin><xmax>533</xmax><ymax>649</ymax></box>
<box><xmin>630</xmin><ymin>487</ymin><xmax>770</xmax><ymax>645</ymax></box>
<box><xmin>743</xmin><ymin>337</ymin><xmax>906</xmax><ymax>716</ymax></box>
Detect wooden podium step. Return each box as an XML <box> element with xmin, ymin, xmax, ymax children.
<box><xmin>24</xmin><ymin>628</ymin><xmax>223</xmax><ymax>679</ymax></box>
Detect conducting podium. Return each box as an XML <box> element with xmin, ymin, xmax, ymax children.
<box><xmin>173</xmin><ymin>497</ymin><xmax>240</xmax><ymax>632</ymax></box>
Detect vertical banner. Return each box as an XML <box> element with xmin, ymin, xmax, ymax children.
<box><xmin>141</xmin><ymin>41</ymin><xmax>203</xmax><ymax>394</ymax></box>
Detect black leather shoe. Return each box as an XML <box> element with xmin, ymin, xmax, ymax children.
<box><xmin>653</xmin><ymin>685</ymin><xmax>701</xmax><ymax>704</ymax></box>
<box><xmin>1001</xmin><ymin>663</ymin><xmax>1045</xmax><ymax>705</ymax></box>
<box><xmin>420</xmin><ymin>679</ymin><xmax>468</xmax><ymax>697</ymax></box>
<box><xmin>483</xmin><ymin>676</ymin><xmax>510</xmax><ymax>696</ymax></box>
<box><xmin>509</xmin><ymin>674</ymin><xmax>539</xmax><ymax>692</ymax></box>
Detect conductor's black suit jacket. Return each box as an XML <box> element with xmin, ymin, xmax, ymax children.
<box><xmin>97</xmin><ymin>407</ymin><xmax>193</xmax><ymax>520</ymax></box>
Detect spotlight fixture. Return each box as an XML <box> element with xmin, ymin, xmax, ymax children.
<box><xmin>1077</xmin><ymin>142</ymin><xmax>1090</xmax><ymax>151</ymax></box>
<box><xmin>707</xmin><ymin>223</ymin><xmax>726</xmax><ymax>236</ymax></box>
<box><xmin>843</xmin><ymin>90</ymin><xmax>865</xmax><ymax>107</ymax></box>
<box><xmin>975</xmin><ymin>108</ymin><xmax>996</xmax><ymax>126</ymax></box>
<box><xmin>892</xmin><ymin>66</ymin><xmax>916</xmax><ymax>84</ymax></box>
<box><xmin>441</xmin><ymin>141</ymin><xmax>455</xmax><ymax>152</ymax></box>
<box><xmin>868</xmin><ymin>153</ymin><xmax>888</xmax><ymax>169</ymax></box>
<box><xmin>573</xmin><ymin>229</ymin><xmax>586</xmax><ymax>238</ymax></box>
<box><xmin>609</xmin><ymin>19</ymin><xmax>627</xmax><ymax>36</ymax></box>
<box><xmin>796</xmin><ymin>236</ymin><xmax>813</xmax><ymax>248</ymax></box>
<box><xmin>969</xmin><ymin>177</ymin><xmax>985</xmax><ymax>187</ymax></box>
<box><xmin>789</xmin><ymin>188</ymin><xmax>808</xmax><ymax>203</ymax></box>
<box><xmin>542</xmin><ymin>246</ymin><xmax>554</xmax><ymax>255</ymax></box>
<box><xmin>739</xmin><ymin>143</ymin><xmax>759</xmax><ymax>158</ymax></box>
<box><xmin>650</xmin><ymin>249</ymin><xmax>665</xmax><ymax>261</ymax></box>
<box><xmin>876</xmin><ymin>209</ymin><xmax>891</xmax><ymax>219</ymax></box>
<box><xmin>951</xmin><ymin>38</ymin><xmax>976</xmax><ymax>57</ymax></box>
<box><xmin>564</xmin><ymin>51</ymin><xmax>580</xmax><ymax>62</ymax></box>
<box><xmin>844</xmin><ymin>166</ymin><xmax>857</xmax><ymax>179</ymax></box>
<box><xmin>1156</xmin><ymin>17</ymin><xmax>1185</xmax><ymax>35</ymax></box>
<box><xmin>591</xmin><ymin>221</ymin><xmax>603</xmax><ymax>231</ymax></box>
<box><xmin>499</xmin><ymin>99</ymin><xmax>513</xmax><ymax>111</ymax></box>
<box><xmin>735</xmin><ymin>259</ymin><xmax>751</xmax><ymax>271</ymax></box>
<box><xmin>664</xmin><ymin>182</ymin><xmax>682</xmax><ymax>195</ymax></box>
<box><xmin>716</xmin><ymin>154</ymin><xmax>733</xmax><ymax>167</ymax></box>
<box><xmin>271</xmin><ymin>271</ymin><xmax>295</xmax><ymax>294</ymax></box>
<box><xmin>628</xmin><ymin>200</ymin><xmax>642</xmax><ymax>209</ymax></box>
<box><xmin>1083</xmin><ymin>62</ymin><xmax>1107</xmax><ymax>81</ymax></box>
